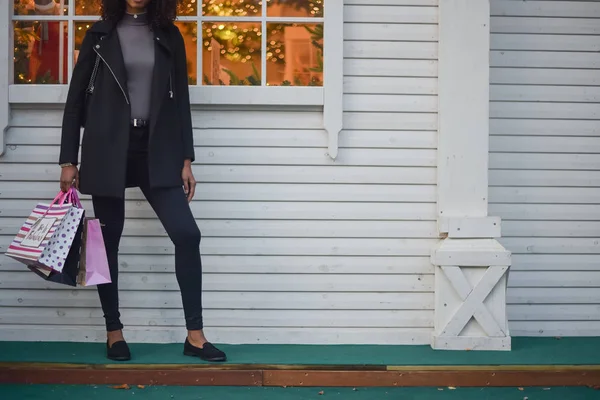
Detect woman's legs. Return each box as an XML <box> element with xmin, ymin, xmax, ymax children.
<box><xmin>91</xmin><ymin>195</ymin><xmax>126</xmax><ymax>345</ymax></box>
<box><xmin>140</xmin><ymin>184</ymin><xmax>206</xmax><ymax>345</ymax></box>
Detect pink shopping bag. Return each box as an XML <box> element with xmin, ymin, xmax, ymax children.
<box><xmin>77</xmin><ymin>217</ymin><xmax>111</xmax><ymax>286</ymax></box>
<box><xmin>6</xmin><ymin>188</ymin><xmax>85</xmax><ymax>286</ymax></box>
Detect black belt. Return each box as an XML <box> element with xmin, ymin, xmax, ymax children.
<box><xmin>131</xmin><ymin>118</ymin><xmax>149</xmax><ymax>128</ymax></box>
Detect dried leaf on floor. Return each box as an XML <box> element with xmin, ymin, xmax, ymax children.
<box><xmin>448</xmin><ymin>387</ymin><xmax>456</xmax><ymax>390</ymax></box>
<box><xmin>518</xmin><ymin>387</ymin><xmax>524</xmax><ymax>391</ymax></box>
<box><xmin>111</xmin><ymin>384</ymin><xmax>130</xmax><ymax>390</ymax></box>
<box><xmin>137</xmin><ymin>385</ymin><xmax>146</xmax><ymax>389</ymax></box>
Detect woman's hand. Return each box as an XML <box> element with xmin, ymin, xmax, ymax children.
<box><xmin>182</xmin><ymin>160</ymin><xmax>196</xmax><ymax>202</ymax></box>
<box><xmin>59</xmin><ymin>165</ymin><xmax>79</xmax><ymax>192</ymax></box>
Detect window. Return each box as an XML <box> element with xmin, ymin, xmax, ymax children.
<box><xmin>9</xmin><ymin>0</ymin><xmax>340</xmax><ymax>106</ymax></box>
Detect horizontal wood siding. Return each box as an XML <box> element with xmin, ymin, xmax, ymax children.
<box><xmin>489</xmin><ymin>0</ymin><xmax>600</xmax><ymax>336</ymax></box>
<box><xmin>0</xmin><ymin>0</ymin><xmax>439</xmax><ymax>344</ymax></box>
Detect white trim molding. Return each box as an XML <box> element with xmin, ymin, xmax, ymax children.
<box><xmin>0</xmin><ymin>1</ymin><xmax>11</xmax><ymax>156</ymax></box>
<box><xmin>434</xmin><ymin>0</ymin><xmax>511</xmax><ymax>351</ymax></box>
<box><xmin>8</xmin><ymin>85</ymin><xmax>324</xmax><ymax>107</ymax></box>
<box><xmin>323</xmin><ymin>0</ymin><xmax>343</xmax><ymax>159</ymax></box>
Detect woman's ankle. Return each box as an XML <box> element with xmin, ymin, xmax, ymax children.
<box><xmin>187</xmin><ymin>330</ymin><xmax>208</xmax><ymax>347</ymax></box>
<box><xmin>107</xmin><ymin>330</ymin><xmax>125</xmax><ymax>347</ymax></box>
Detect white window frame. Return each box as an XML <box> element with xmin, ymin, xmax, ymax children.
<box><xmin>4</xmin><ymin>0</ymin><xmax>343</xmax><ymax>157</ymax></box>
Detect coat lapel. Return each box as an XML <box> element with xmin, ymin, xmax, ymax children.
<box><xmin>92</xmin><ymin>27</ymin><xmax>130</xmax><ymax>103</ymax></box>
<box><xmin>149</xmin><ymin>27</ymin><xmax>172</xmax><ymax>136</ymax></box>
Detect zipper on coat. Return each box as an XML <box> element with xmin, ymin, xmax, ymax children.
<box><xmin>93</xmin><ymin>47</ymin><xmax>130</xmax><ymax>105</ymax></box>
<box><xmin>169</xmin><ymin>74</ymin><xmax>174</xmax><ymax>98</ymax></box>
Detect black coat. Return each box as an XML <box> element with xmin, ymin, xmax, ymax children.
<box><xmin>59</xmin><ymin>20</ymin><xmax>195</xmax><ymax>198</ymax></box>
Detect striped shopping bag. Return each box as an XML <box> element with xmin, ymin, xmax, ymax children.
<box><xmin>5</xmin><ymin>188</ymin><xmax>85</xmax><ymax>286</ymax></box>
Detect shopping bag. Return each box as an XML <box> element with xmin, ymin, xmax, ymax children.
<box><xmin>77</xmin><ymin>217</ymin><xmax>111</xmax><ymax>286</ymax></box>
<box><xmin>5</xmin><ymin>188</ymin><xmax>85</xmax><ymax>287</ymax></box>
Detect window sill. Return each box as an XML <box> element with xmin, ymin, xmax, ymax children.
<box><xmin>8</xmin><ymin>85</ymin><xmax>324</xmax><ymax>106</ymax></box>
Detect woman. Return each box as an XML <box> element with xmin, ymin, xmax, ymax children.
<box><xmin>58</xmin><ymin>0</ymin><xmax>226</xmax><ymax>362</ymax></box>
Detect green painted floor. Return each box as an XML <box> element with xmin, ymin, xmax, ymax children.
<box><xmin>1</xmin><ymin>338</ymin><xmax>599</xmax><ymax>366</ymax></box>
<box><xmin>1</xmin><ymin>385</ymin><xmax>599</xmax><ymax>400</ymax></box>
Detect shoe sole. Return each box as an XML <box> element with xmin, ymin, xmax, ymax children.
<box><xmin>107</xmin><ymin>355</ymin><xmax>131</xmax><ymax>362</ymax></box>
<box><xmin>183</xmin><ymin>350</ymin><xmax>226</xmax><ymax>362</ymax></box>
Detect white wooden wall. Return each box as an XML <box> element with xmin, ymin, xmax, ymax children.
<box><xmin>489</xmin><ymin>0</ymin><xmax>600</xmax><ymax>336</ymax></box>
<box><xmin>0</xmin><ymin>0</ymin><xmax>439</xmax><ymax>344</ymax></box>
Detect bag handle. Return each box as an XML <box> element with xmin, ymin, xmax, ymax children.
<box><xmin>66</xmin><ymin>187</ymin><xmax>83</xmax><ymax>208</ymax></box>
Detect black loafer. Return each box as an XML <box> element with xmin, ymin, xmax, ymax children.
<box><xmin>107</xmin><ymin>340</ymin><xmax>131</xmax><ymax>361</ymax></box>
<box><xmin>183</xmin><ymin>339</ymin><xmax>226</xmax><ymax>362</ymax></box>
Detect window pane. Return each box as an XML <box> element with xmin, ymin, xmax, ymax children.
<box><xmin>14</xmin><ymin>20</ymin><xmax>69</xmax><ymax>84</ymax></box>
<box><xmin>75</xmin><ymin>0</ymin><xmax>101</xmax><ymax>16</ymax></box>
<box><xmin>178</xmin><ymin>0</ymin><xmax>198</xmax><ymax>16</ymax></box>
<box><xmin>267</xmin><ymin>0</ymin><xmax>323</xmax><ymax>18</ymax></box>
<box><xmin>202</xmin><ymin>22</ymin><xmax>261</xmax><ymax>86</ymax></box>
<box><xmin>74</xmin><ymin>21</ymin><xmax>93</xmax><ymax>63</ymax></box>
<box><xmin>15</xmin><ymin>0</ymin><xmax>68</xmax><ymax>16</ymax></box>
<box><xmin>175</xmin><ymin>22</ymin><xmax>199</xmax><ymax>84</ymax></box>
<box><xmin>266</xmin><ymin>23</ymin><xmax>322</xmax><ymax>86</ymax></box>
<box><xmin>202</xmin><ymin>0</ymin><xmax>262</xmax><ymax>17</ymax></box>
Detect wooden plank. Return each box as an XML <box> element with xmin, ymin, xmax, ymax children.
<box><xmin>0</xmin><ymin>200</ymin><xmax>437</xmax><ymax>220</ymax></box>
<box><xmin>344</xmin><ymin>77</ymin><xmax>437</xmax><ymax>95</ymax></box>
<box><xmin>343</xmin><ymin>112</ymin><xmax>437</xmax><ymax>131</ymax></box>
<box><xmin>0</xmin><ymin>218</ymin><xmax>440</xmax><ymax>239</ymax></box>
<box><xmin>510</xmin><ymin>321</ymin><xmax>600</xmax><ymax>337</ymax></box>
<box><xmin>491</xmin><ymin>51</ymin><xmax>600</xmax><ymax>69</ymax></box>
<box><xmin>344</xmin><ymin>94</ymin><xmax>437</xmax><ymax>113</ymax></box>
<box><xmin>508</xmin><ymin>254</ymin><xmax>600</xmax><ymax>271</ymax></box>
<box><xmin>6</xmin><ymin>127</ymin><xmax>439</xmax><ymax>149</ymax></box>
<box><xmin>503</xmin><ymin>221</ymin><xmax>600</xmax><ymax>238</ymax></box>
<box><xmin>1</xmin><ymin>146</ymin><xmax>438</xmax><ymax>167</ymax></box>
<box><xmin>344</xmin><ymin>23</ymin><xmax>438</xmax><ymax>41</ymax></box>
<box><xmin>489</xmin><ymin>153</ymin><xmax>600</xmax><ymax>171</ymax></box>
<box><xmin>344</xmin><ymin>5</ymin><xmax>438</xmax><ymax>23</ymax></box>
<box><xmin>491</xmin><ymin>17</ymin><xmax>600</xmax><ymax>35</ymax></box>
<box><xmin>0</xmin><ymin>368</ymin><xmax>262</xmax><ymax>386</ymax></box>
<box><xmin>345</xmin><ymin>0</ymin><xmax>438</xmax><ymax>5</ymax></box>
<box><xmin>263</xmin><ymin>369</ymin><xmax>600</xmax><ymax>387</ymax></box>
<box><xmin>489</xmin><ymin>170</ymin><xmax>600</xmax><ymax>188</ymax></box>
<box><xmin>490</xmin><ymin>187</ymin><xmax>600</xmax><ymax>205</ymax></box>
<box><xmin>491</xmin><ymin>102</ymin><xmax>600</xmax><ymax>120</ymax></box>
<box><xmin>344</xmin><ymin>59</ymin><xmax>437</xmax><ymax>78</ymax></box>
<box><xmin>491</xmin><ymin>34</ymin><xmax>600</xmax><ymax>52</ymax></box>
<box><xmin>0</xmin><ymin>254</ymin><xmax>434</xmax><ymax>274</ymax></box>
<box><xmin>2</xmin><ymin>365</ymin><xmax>600</xmax><ymax>387</ymax></box>
<box><xmin>0</xmin><ymin>290</ymin><xmax>435</xmax><ymax>310</ymax></box>
<box><xmin>0</xmin><ymin>164</ymin><xmax>438</xmax><ymax>184</ymax></box>
<box><xmin>491</xmin><ymin>85</ymin><xmax>600</xmax><ymax>103</ymax></box>
<box><xmin>0</xmin><ymin>308</ymin><xmax>434</xmax><ymax>328</ymax></box>
<box><xmin>491</xmin><ymin>68</ymin><xmax>600</xmax><ymax>86</ymax></box>
<box><xmin>344</xmin><ymin>41</ymin><xmax>438</xmax><ymax>60</ymax></box>
<box><xmin>0</xmin><ymin>181</ymin><xmax>437</xmax><ymax>202</ymax></box>
<box><xmin>0</xmin><ymin>236</ymin><xmax>440</xmax><ymax>257</ymax></box>
<box><xmin>490</xmin><ymin>136</ymin><xmax>600</xmax><ymax>153</ymax></box>
<box><xmin>491</xmin><ymin>0</ymin><xmax>600</xmax><ymax>18</ymax></box>
<box><xmin>507</xmin><ymin>270</ymin><xmax>600</xmax><ymax>287</ymax></box>
<box><xmin>508</xmin><ymin>288</ymin><xmax>600</xmax><ymax>304</ymax></box>
<box><xmin>508</xmin><ymin>304</ymin><xmax>600</xmax><ymax>321</ymax></box>
<box><xmin>0</xmin><ymin>270</ymin><xmax>435</xmax><ymax>291</ymax></box>
<box><xmin>0</xmin><ymin>325</ymin><xmax>432</xmax><ymax>344</ymax></box>
<box><xmin>490</xmin><ymin>204</ymin><xmax>600</xmax><ymax>221</ymax></box>
<box><xmin>490</xmin><ymin>119</ymin><xmax>600</xmax><ymax>137</ymax></box>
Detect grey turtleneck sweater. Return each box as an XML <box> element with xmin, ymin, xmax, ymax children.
<box><xmin>116</xmin><ymin>12</ymin><xmax>155</xmax><ymax>120</ymax></box>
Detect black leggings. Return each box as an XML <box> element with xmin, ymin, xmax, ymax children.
<box><xmin>92</xmin><ymin>149</ymin><xmax>203</xmax><ymax>332</ymax></box>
